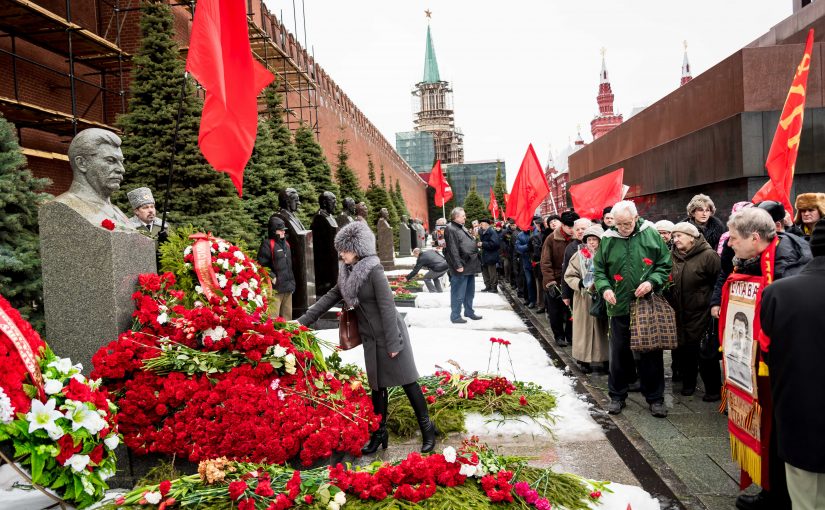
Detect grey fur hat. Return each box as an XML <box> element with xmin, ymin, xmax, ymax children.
<box><xmin>334</xmin><ymin>221</ymin><xmax>377</xmax><ymax>258</ymax></box>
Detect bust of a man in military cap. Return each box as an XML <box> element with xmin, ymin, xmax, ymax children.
<box><xmin>54</xmin><ymin>128</ymin><xmax>132</xmax><ymax>227</ymax></box>
<box><xmin>127</xmin><ymin>187</ymin><xmax>168</xmax><ymax>237</ymax></box>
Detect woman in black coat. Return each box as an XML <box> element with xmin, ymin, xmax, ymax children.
<box><xmin>683</xmin><ymin>193</ymin><xmax>725</xmax><ymax>252</ymax></box>
<box><xmin>297</xmin><ymin>222</ymin><xmax>436</xmax><ymax>454</ymax></box>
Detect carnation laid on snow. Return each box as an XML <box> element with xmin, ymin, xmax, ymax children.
<box><xmin>144</xmin><ymin>491</ymin><xmax>162</xmax><ymax>504</ymax></box>
<box><xmin>443</xmin><ymin>446</ymin><xmax>457</xmax><ymax>463</ymax></box>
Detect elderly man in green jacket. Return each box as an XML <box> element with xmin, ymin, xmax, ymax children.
<box><xmin>593</xmin><ymin>201</ymin><xmax>673</xmax><ymax>418</ymax></box>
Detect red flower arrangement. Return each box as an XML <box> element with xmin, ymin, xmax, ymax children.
<box><xmin>0</xmin><ymin>294</ymin><xmax>46</xmax><ymax>415</ymax></box>
<box><xmin>92</xmin><ymin>237</ymin><xmax>378</xmax><ymax>467</ymax></box>
<box><xmin>100</xmin><ymin>219</ymin><xmax>115</xmax><ymax>231</ymax></box>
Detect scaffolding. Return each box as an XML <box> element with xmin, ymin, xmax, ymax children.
<box><xmin>0</xmin><ymin>0</ymin><xmax>129</xmax><ymax>138</ymax></box>
<box><xmin>412</xmin><ymin>80</ymin><xmax>463</xmax><ymax>164</ymax></box>
<box><xmin>395</xmin><ymin>131</ymin><xmax>435</xmax><ymax>174</ymax></box>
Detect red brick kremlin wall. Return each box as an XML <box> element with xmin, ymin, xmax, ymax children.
<box><xmin>1</xmin><ymin>1</ymin><xmax>428</xmax><ymax>223</ymax></box>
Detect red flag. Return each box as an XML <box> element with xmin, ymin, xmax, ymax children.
<box><xmin>752</xmin><ymin>29</ymin><xmax>814</xmax><ymax>213</ymax></box>
<box><xmin>427</xmin><ymin>160</ymin><xmax>453</xmax><ymax>207</ymax></box>
<box><xmin>488</xmin><ymin>187</ymin><xmax>500</xmax><ymax>220</ymax></box>
<box><xmin>569</xmin><ymin>168</ymin><xmax>625</xmax><ymax>219</ymax></box>
<box><xmin>505</xmin><ymin>144</ymin><xmax>550</xmax><ymax>230</ymax></box>
<box><xmin>186</xmin><ymin>0</ymin><xmax>274</xmax><ymax>196</ymax></box>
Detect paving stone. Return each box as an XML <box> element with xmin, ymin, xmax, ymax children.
<box><xmin>660</xmin><ymin>453</ymin><xmax>741</xmax><ymax>494</ymax></box>
<box><xmin>668</xmin><ymin>413</ymin><xmax>730</xmax><ymax>438</ymax></box>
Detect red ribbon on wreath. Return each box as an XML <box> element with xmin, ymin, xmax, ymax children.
<box><xmin>189</xmin><ymin>233</ymin><xmax>225</xmax><ymax>302</ymax></box>
<box><xmin>0</xmin><ymin>298</ymin><xmax>45</xmax><ymax>400</ymax></box>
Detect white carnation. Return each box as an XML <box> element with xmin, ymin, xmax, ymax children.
<box><xmin>104</xmin><ymin>434</ymin><xmax>120</xmax><ymax>450</ymax></box>
<box><xmin>234</xmin><ymin>263</ymin><xmax>244</xmax><ymax>273</ymax></box>
<box><xmin>327</xmin><ymin>502</ymin><xmax>340</xmax><ymax>510</ymax></box>
<box><xmin>459</xmin><ymin>463</ymin><xmax>477</xmax><ymax>477</ymax></box>
<box><xmin>334</xmin><ymin>491</ymin><xmax>347</xmax><ymax>505</ymax></box>
<box><xmin>195</xmin><ymin>285</ymin><xmax>204</xmax><ymax>294</ymax></box>
<box><xmin>43</xmin><ymin>378</ymin><xmax>63</xmax><ymax>395</ymax></box>
<box><xmin>234</xmin><ymin>251</ymin><xmax>246</xmax><ymax>261</ymax></box>
<box><xmin>157</xmin><ymin>312</ymin><xmax>168</xmax><ymax>325</ymax></box>
<box><xmin>442</xmin><ymin>446</ymin><xmax>457</xmax><ymax>463</ymax></box>
<box><xmin>144</xmin><ymin>491</ymin><xmax>162</xmax><ymax>504</ymax></box>
<box><xmin>65</xmin><ymin>454</ymin><xmax>90</xmax><ymax>473</ymax></box>
<box><xmin>272</xmin><ymin>345</ymin><xmax>287</xmax><ymax>358</ymax></box>
<box><xmin>183</xmin><ymin>246</ymin><xmax>192</xmax><ymax>256</ymax></box>
<box><xmin>203</xmin><ymin>326</ymin><xmax>227</xmax><ymax>342</ymax></box>
<box><xmin>216</xmin><ymin>274</ymin><xmax>228</xmax><ymax>289</ymax></box>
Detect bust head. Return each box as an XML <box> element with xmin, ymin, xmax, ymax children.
<box><xmin>379</xmin><ymin>208</ymin><xmax>389</xmax><ymax>220</ymax></box>
<box><xmin>318</xmin><ymin>191</ymin><xmax>337</xmax><ymax>214</ymax></box>
<box><xmin>278</xmin><ymin>188</ymin><xmax>300</xmax><ymax>213</ymax></box>
<box><xmin>342</xmin><ymin>197</ymin><xmax>356</xmax><ymax>215</ymax></box>
<box><xmin>67</xmin><ymin>128</ymin><xmax>125</xmax><ymax>201</ymax></box>
<box><xmin>401</xmin><ymin>214</ymin><xmax>409</xmax><ymax>224</ymax></box>
<box><xmin>355</xmin><ymin>201</ymin><xmax>368</xmax><ymax>219</ymax></box>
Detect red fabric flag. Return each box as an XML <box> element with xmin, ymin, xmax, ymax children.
<box><xmin>752</xmin><ymin>29</ymin><xmax>814</xmax><ymax>213</ymax></box>
<box><xmin>186</xmin><ymin>0</ymin><xmax>274</xmax><ymax>196</ymax></box>
<box><xmin>488</xmin><ymin>187</ymin><xmax>500</xmax><ymax>220</ymax></box>
<box><xmin>505</xmin><ymin>144</ymin><xmax>550</xmax><ymax>230</ymax></box>
<box><xmin>427</xmin><ymin>160</ymin><xmax>453</xmax><ymax>207</ymax></box>
<box><xmin>569</xmin><ymin>168</ymin><xmax>626</xmax><ymax>219</ymax></box>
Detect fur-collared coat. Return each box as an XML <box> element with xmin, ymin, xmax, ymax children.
<box><xmin>297</xmin><ymin>262</ymin><xmax>419</xmax><ymax>391</ymax></box>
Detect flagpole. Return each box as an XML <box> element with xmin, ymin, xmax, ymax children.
<box><xmin>160</xmin><ymin>72</ymin><xmax>189</xmax><ymax>233</ymax></box>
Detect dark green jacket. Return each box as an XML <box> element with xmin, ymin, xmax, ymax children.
<box><xmin>593</xmin><ymin>218</ymin><xmax>672</xmax><ymax>317</ymax></box>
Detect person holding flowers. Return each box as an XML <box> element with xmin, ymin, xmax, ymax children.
<box><xmin>564</xmin><ymin>224</ymin><xmax>608</xmax><ymax>374</ymax></box>
<box><xmin>593</xmin><ymin>200</ymin><xmax>672</xmax><ymax>417</ymax></box>
<box><xmin>297</xmin><ymin>221</ymin><xmax>437</xmax><ymax>454</ymax></box>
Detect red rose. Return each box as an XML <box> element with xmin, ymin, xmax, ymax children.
<box><xmin>89</xmin><ymin>444</ymin><xmax>105</xmax><ymax>465</ymax></box>
<box><xmin>159</xmin><ymin>480</ymin><xmax>172</xmax><ymax>497</ymax></box>
<box><xmin>101</xmin><ymin>219</ymin><xmax>115</xmax><ymax>231</ymax></box>
<box><xmin>643</xmin><ymin>257</ymin><xmax>653</xmax><ymax>265</ymax></box>
<box><xmin>426</xmin><ymin>395</ymin><xmax>436</xmax><ymax>404</ymax></box>
<box><xmin>613</xmin><ymin>274</ymin><xmax>624</xmax><ymax>282</ymax></box>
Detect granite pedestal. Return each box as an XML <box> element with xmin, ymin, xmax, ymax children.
<box><xmin>39</xmin><ymin>201</ymin><xmax>156</xmax><ymax>374</ymax></box>
<box><xmin>398</xmin><ymin>223</ymin><xmax>412</xmax><ymax>257</ymax></box>
<box><xmin>376</xmin><ymin>218</ymin><xmax>395</xmax><ymax>270</ymax></box>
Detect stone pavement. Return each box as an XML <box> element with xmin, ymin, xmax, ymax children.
<box><xmin>503</xmin><ymin>283</ymin><xmax>759</xmax><ymax>510</ymax></box>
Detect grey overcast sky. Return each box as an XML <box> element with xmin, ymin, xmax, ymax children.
<box><xmin>268</xmin><ymin>1</ymin><xmax>792</xmax><ymax>188</ymax></box>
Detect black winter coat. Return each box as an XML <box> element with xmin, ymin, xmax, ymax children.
<box><xmin>257</xmin><ymin>237</ymin><xmax>296</xmax><ymax>294</ymax></box>
<box><xmin>684</xmin><ymin>215</ymin><xmax>725</xmax><ymax>254</ymax></box>
<box><xmin>298</xmin><ymin>264</ymin><xmax>418</xmax><ymax>391</ymax></box>
<box><xmin>669</xmin><ymin>239</ymin><xmax>721</xmax><ymax>346</ymax></box>
<box><xmin>760</xmin><ymin>257</ymin><xmax>825</xmax><ymax>472</ymax></box>
<box><xmin>711</xmin><ymin>231</ymin><xmax>811</xmax><ymax>306</ymax></box>
<box><xmin>480</xmin><ymin>227</ymin><xmax>501</xmax><ymax>265</ymax></box>
<box><xmin>444</xmin><ymin>221</ymin><xmax>482</xmax><ymax>275</ymax></box>
<box><xmin>406</xmin><ymin>250</ymin><xmax>448</xmax><ymax>279</ymax></box>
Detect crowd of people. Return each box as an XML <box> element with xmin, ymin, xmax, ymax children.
<box><xmin>435</xmin><ymin>192</ymin><xmax>825</xmax><ymax>510</ymax></box>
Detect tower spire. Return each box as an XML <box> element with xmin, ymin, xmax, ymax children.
<box><xmin>591</xmin><ymin>49</ymin><xmax>623</xmax><ymax>140</ymax></box>
<box><xmin>422</xmin><ymin>12</ymin><xmax>441</xmax><ymax>84</ymax></box>
<box><xmin>680</xmin><ymin>40</ymin><xmax>693</xmax><ymax>86</ymax></box>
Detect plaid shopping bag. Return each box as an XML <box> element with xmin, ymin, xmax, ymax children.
<box><xmin>629</xmin><ymin>293</ymin><xmax>678</xmax><ymax>352</ymax></box>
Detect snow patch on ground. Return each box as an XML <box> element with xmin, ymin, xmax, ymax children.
<box><xmin>593</xmin><ymin>482</ymin><xmax>660</xmax><ymax>510</ymax></box>
<box><xmin>415</xmin><ymin>291</ymin><xmax>512</xmax><ymax>310</ymax></box>
<box><xmin>402</xmin><ymin>308</ymin><xmax>528</xmax><ymax>332</ymax></box>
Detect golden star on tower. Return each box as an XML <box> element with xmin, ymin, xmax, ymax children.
<box><xmin>425</xmin><ymin>9</ymin><xmax>432</xmax><ymax>19</ymax></box>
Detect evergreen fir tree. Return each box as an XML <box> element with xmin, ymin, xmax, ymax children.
<box><xmin>364</xmin><ymin>156</ymin><xmax>394</xmax><ymax>233</ymax></box>
<box><xmin>493</xmin><ymin>161</ymin><xmax>507</xmax><ymax>219</ymax></box>
<box><xmin>462</xmin><ymin>177</ymin><xmax>488</xmax><ymax>224</ymax></box>
<box><xmin>393</xmin><ymin>180</ymin><xmax>410</xmax><ymax>218</ymax></box>
<box><xmin>116</xmin><ymin>0</ymin><xmax>256</xmax><ymax>244</ymax></box>
<box><xmin>294</xmin><ymin>123</ymin><xmax>338</xmax><ymax>200</ymax></box>
<box><xmin>0</xmin><ymin>114</ymin><xmax>50</xmax><ymax>331</ymax></box>
<box><xmin>334</xmin><ymin>128</ymin><xmax>366</xmax><ymax>207</ymax></box>
<box><xmin>242</xmin><ymin>117</ymin><xmax>286</xmax><ymax>235</ymax></box>
<box><xmin>262</xmin><ymin>86</ymin><xmax>316</xmax><ymax>226</ymax></box>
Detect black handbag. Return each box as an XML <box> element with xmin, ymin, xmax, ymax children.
<box><xmin>589</xmin><ymin>291</ymin><xmax>607</xmax><ymax>318</ymax></box>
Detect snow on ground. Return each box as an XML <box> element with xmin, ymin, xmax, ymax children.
<box><xmin>594</xmin><ymin>482</ymin><xmax>660</xmax><ymax>510</ymax></box>
<box><xmin>393</xmin><ymin>256</ymin><xmax>417</xmax><ymax>268</ymax></box>
<box><xmin>415</xmin><ymin>290</ymin><xmax>512</xmax><ymax>310</ymax></box>
<box><xmin>402</xmin><ymin>308</ymin><xmax>529</xmax><ymax>333</ymax></box>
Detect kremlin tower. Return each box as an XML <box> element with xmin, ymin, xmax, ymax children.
<box><xmin>590</xmin><ymin>49</ymin><xmax>623</xmax><ymax>140</ymax></box>
<box><xmin>680</xmin><ymin>41</ymin><xmax>693</xmax><ymax>86</ymax></box>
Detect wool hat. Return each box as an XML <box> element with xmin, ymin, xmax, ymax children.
<box><xmin>810</xmin><ymin>219</ymin><xmax>825</xmax><ymax>257</ymax></box>
<box><xmin>654</xmin><ymin>220</ymin><xmax>675</xmax><ymax>232</ymax></box>
<box><xmin>757</xmin><ymin>200</ymin><xmax>785</xmax><ymax>223</ymax></box>
<box><xmin>581</xmin><ymin>224</ymin><xmax>604</xmax><ymax>241</ymax></box>
<box><xmin>671</xmin><ymin>222</ymin><xmax>700</xmax><ymax>238</ymax></box>
<box><xmin>334</xmin><ymin>221</ymin><xmax>377</xmax><ymax>258</ymax></box>
<box><xmin>127</xmin><ymin>187</ymin><xmax>154</xmax><ymax>209</ymax></box>
<box><xmin>794</xmin><ymin>193</ymin><xmax>825</xmax><ymax>224</ymax></box>
<box><xmin>560</xmin><ymin>210</ymin><xmax>580</xmax><ymax>227</ymax></box>
<box><xmin>602</xmin><ymin>206</ymin><xmax>613</xmax><ymax>216</ymax></box>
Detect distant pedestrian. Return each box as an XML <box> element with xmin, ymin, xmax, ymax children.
<box><xmin>406</xmin><ymin>248</ymin><xmax>448</xmax><ymax>293</ymax></box>
<box><xmin>760</xmin><ymin>218</ymin><xmax>825</xmax><ymax>510</ymax></box>
<box><xmin>593</xmin><ymin>201</ymin><xmax>672</xmax><ymax>418</ymax></box>
<box><xmin>479</xmin><ymin>218</ymin><xmax>500</xmax><ymax>292</ymax></box>
<box><xmin>515</xmin><ymin>227</ymin><xmax>536</xmax><ymax>307</ymax></box>
<box><xmin>257</xmin><ymin>215</ymin><xmax>296</xmax><ymax>320</ymax></box>
<box><xmin>444</xmin><ymin>207</ymin><xmax>483</xmax><ymax>324</ymax></box>
<box><xmin>564</xmin><ymin>224</ymin><xmax>608</xmax><ymax>373</ymax></box>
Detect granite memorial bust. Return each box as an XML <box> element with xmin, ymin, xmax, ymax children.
<box><xmin>311</xmin><ymin>191</ymin><xmax>339</xmax><ymax>297</ymax></box>
<box><xmin>376</xmin><ymin>207</ymin><xmax>394</xmax><ymax>269</ymax></box>
<box><xmin>54</xmin><ymin>128</ymin><xmax>132</xmax><ymax>228</ymax></box>
<box><xmin>278</xmin><ymin>188</ymin><xmax>307</xmax><ymax>231</ymax></box>
<box><xmin>399</xmin><ymin>214</ymin><xmax>412</xmax><ymax>257</ymax></box>
<box><xmin>336</xmin><ymin>197</ymin><xmax>356</xmax><ymax>228</ymax></box>
<box><xmin>355</xmin><ymin>201</ymin><xmax>369</xmax><ymax>222</ymax></box>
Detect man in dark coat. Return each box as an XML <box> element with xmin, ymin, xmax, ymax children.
<box><xmin>406</xmin><ymin>248</ymin><xmax>448</xmax><ymax>292</ymax></box>
<box><xmin>479</xmin><ymin>219</ymin><xmax>501</xmax><ymax>292</ymax></box>
<box><xmin>257</xmin><ymin>215</ymin><xmax>296</xmax><ymax>319</ymax></box>
<box><xmin>759</xmin><ymin>219</ymin><xmax>825</xmax><ymax>510</ymax></box>
<box><xmin>540</xmin><ymin>210</ymin><xmax>579</xmax><ymax>346</ymax></box>
<box><xmin>444</xmin><ymin>207</ymin><xmax>483</xmax><ymax>323</ymax></box>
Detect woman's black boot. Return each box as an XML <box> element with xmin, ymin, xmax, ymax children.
<box><xmin>403</xmin><ymin>382</ymin><xmax>438</xmax><ymax>453</ymax></box>
<box><xmin>362</xmin><ymin>389</ymin><xmax>388</xmax><ymax>455</ymax></box>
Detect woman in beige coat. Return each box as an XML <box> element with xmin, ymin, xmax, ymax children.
<box><xmin>564</xmin><ymin>225</ymin><xmax>609</xmax><ymax>373</ymax></box>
